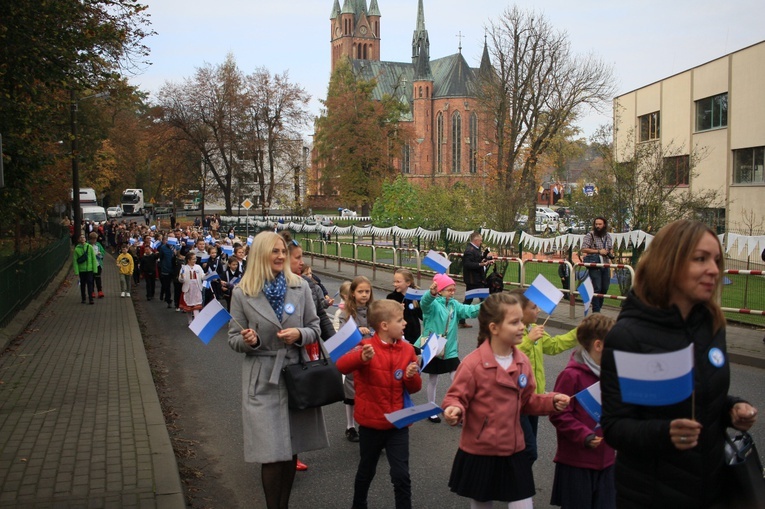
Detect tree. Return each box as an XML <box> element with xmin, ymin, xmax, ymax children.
<box><xmin>0</xmin><ymin>0</ymin><xmax>152</xmax><ymax>244</ymax></box>
<box><xmin>579</xmin><ymin>124</ymin><xmax>723</xmax><ymax>236</ymax></box>
<box><xmin>313</xmin><ymin>60</ymin><xmax>411</xmax><ymax>214</ymax></box>
<box><xmin>158</xmin><ymin>55</ymin><xmax>310</xmax><ymax>215</ymax></box>
<box><xmin>478</xmin><ymin>6</ymin><xmax>615</xmax><ymax>231</ymax></box>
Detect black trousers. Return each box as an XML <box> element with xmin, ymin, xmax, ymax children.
<box><xmin>143</xmin><ymin>272</ymin><xmax>156</xmax><ymax>298</ymax></box>
<box><xmin>353</xmin><ymin>426</ymin><xmax>411</xmax><ymax>509</ymax></box>
<box><xmin>159</xmin><ymin>273</ymin><xmax>173</xmax><ymax>303</ymax></box>
<box><xmin>78</xmin><ymin>272</ymin><xmax>94</xmax><ymax>302</ymax></box>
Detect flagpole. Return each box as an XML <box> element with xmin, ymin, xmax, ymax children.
<box><xmin>692</xmin><ymin>390</ymin><xmax>696</xmax><ymax>421</ymax></box>
<box><xmin>541</xmin><ymin>314</ymin><xmax>552</xmax><ymax>327</ymax></box>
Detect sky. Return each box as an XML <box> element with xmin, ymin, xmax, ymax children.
<box><xmin>129</xmin><ymin>0</ymin><xmax>765</xmax><ymax>141</ymax></box>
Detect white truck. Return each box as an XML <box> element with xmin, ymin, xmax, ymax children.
<box><xmin>121</xmin><ymin>188</ymin><xmax>145</xmax><ymax>215</ymax></box>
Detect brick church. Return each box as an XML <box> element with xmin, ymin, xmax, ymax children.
<box><xmin>311</xmin><ymin>0</ymin><xmax>496</xmax><ymax>201</ymax></box>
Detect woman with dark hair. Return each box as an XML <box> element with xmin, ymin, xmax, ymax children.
<box><xmin>601</xmin><ymin>219</ymin><xmax>758</xmax><ymax>508</ymax></box>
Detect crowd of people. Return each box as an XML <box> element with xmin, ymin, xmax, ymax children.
<box><xmin>73</xmin><ymin>218</ymin><xmax>760</xmax><ymax>509</ymax></box>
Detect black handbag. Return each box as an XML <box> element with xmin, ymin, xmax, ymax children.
<box><xmin>725</xmin><ymin>431</ymin><xmax>765</xmax><ymax>508</ymax></box>
<box><xmin>282</xmin><ymin>345</ymin><xmax>344</xmax><ymax>410</ymax></box>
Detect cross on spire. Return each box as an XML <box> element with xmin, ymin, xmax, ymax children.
<box><xmin>456</xmin><ymin>31</ymin><xmax>463</xmax><ymax>53</ymax></box>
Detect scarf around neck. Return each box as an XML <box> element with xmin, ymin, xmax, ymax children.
<box><xmin>263</xmin><ymin>271</ymin><xmax>287</xmax><ymax>321</ymax></box>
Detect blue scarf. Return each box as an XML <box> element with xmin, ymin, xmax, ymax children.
<box><xmin>263</xmin><ymin>272</ymin><xmax>287</xmax><ymax>321</ymax></box>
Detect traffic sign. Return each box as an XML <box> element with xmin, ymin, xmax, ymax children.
<box><xmin>241</xmin><ymin>198</ymin><xmax>253</xmax><ymax>210</ymax></box>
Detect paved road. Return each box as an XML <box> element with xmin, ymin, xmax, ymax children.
<box><xmin>135</xmin><ymin>274</ymin><xmax>765</xmax><ymax>509</ymax></box>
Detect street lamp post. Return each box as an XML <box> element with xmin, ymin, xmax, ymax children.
<box><xmin>482</xmin><ymin>152</ymin><xmax>493</xmax><ymax>192</ymax></box>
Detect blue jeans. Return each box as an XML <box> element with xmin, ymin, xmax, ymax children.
<box><xmin>588</xmin><ymin>267</ymin><xmax>610</xmax><ymax>312</ymax></box>
<box><xmin>353</xmin><ymin>426</ymin><xmax>411</xmax><ymax>509</ymax></box>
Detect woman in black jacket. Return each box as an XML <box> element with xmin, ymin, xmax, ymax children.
<box><xmin>601</xmin><ymin>220</ymin><xmax>758</xmax><ymax>509</ymax></box>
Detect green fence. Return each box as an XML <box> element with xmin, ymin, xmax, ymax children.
<box><xmin>0</xmin><ymin>224</ymin><xmax>71</xmax><ymax>327</ymax></box>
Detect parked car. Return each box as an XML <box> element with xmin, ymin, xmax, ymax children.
<box><xmin>340</xmin><ymin>208</ymin><xmax>357</xmax><ymax>217</ymax></box>
<box><xmin>107</xmin><ymin>206</ymin><xmax>123</xmax><ymax>218</ymax></box>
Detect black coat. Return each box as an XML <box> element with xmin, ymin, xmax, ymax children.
<box><xmin>462</xmin><ymin>243</ymin><xmax>486</xmax><ymax>288</ymax></box>
<box><xmin>386</xmin><ymin>291</ymin><xmax>423</xmax><ymax>345</ymax></box>
<box><xmin>601</xmin><ymin>290</ymin><xmax>741</xmax><ymax>509</ymax></box>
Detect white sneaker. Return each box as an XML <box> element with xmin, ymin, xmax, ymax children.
<box><xmin>120</xmin><ymin>292</ymin><xmax>125</xmax><ymax>298</ymax></box>
<box><xmin>126</xmin><ymin>293</ymin><xmax>131</xmax><ymax>297</ymax></box>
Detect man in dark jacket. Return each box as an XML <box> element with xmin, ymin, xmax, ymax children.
<box><xmin>458</xmin><ymin>231</ymin><xmax>493</xmax><ymax>328</ymax></box>
<box><xmin>157</xmin><ymin>235</ymin><xmax>176</xmax><ymax>308</ymax></box>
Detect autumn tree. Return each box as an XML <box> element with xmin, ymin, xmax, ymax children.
<box><xmin>0</xmin><ymin>0</ymin><xmax>152</xmax><ymax>244</ymax></box>
<box><xmin>158</xmin><ymin>55</ymin><xmax>311</xmax><ymax>215</ymax></box>
<box><xmin>313</xmin><ymin>60</ymin><xmax>411</xmax><ymax>215</ymax></box>
<box><xmin>478</xmin><ymin>6</ymin><xmax>615</xmax><ymax>231</ymax></box>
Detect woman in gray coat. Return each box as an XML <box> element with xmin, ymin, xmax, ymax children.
<box><xmin>228</xmin><ymin>231</ymin><xmax>328</xmax><ymax>509</ymax></box>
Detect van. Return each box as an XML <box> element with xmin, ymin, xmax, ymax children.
<box><xmin>81</xmin><ymin>205</ymin><xmax>107</xmax><ymax>223</ymax></box>
<box><xmin>70</xmin><ymin>188</ymin><xmax>98</xmax><ymax>204</ymax></box>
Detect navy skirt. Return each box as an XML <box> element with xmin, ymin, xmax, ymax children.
<box><xmin>550</xmin><ymin>462</ymin><xmax>616</xmax><ymax>508</ymax></box>
<box><xmin>422</xmin><ymin>356</ymin><xmax>460</xmax><ymax>375</ymax></box>
<box><xmin>449</xmin><ymin>448</ymin><xmax>535</xmax><ymax>502</ymax></box>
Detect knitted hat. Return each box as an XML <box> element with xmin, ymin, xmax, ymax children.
<box><xmin>434</xmin><ymin>273</ymin><xmax>456</xmax><ymax>293</ymax></box>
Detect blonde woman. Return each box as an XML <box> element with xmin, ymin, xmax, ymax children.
<box><xmin>227</xmin><ymin>232</ymin><xmax>327</xmax><ymax>509</ymax></box>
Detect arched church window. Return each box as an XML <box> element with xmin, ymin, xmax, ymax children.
<box><xmin>452</xmin><ymin>111</ymin><xmax>462</xmax><ymax>173</ymax></box>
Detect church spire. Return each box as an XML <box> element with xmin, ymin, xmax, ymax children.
<box><xmin>479</xmin><ymin>34</ymin><xmax>492</xmax><ymax>76</ymax></box>
<box><xmin>411</xmin><ymin>0</ymin><xmax>432</xmax><ymax>80</ymax></box>
<box><xmin>368</xmin><ymin>0</ymin><xmax>380</xmax><ymax>16</ymax></box>
<box><xmin>330</xmin><ymin>0</ymin><xmax>341</xmax><ymax>19</ymax></box>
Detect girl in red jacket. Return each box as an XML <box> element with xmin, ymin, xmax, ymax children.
<box><xmin>443</xmin><ymin>293</ymin><xmax>570</xmax><ymax>509</ymax></box>
<box><xmin>549</xmin><ymin>313</ymin><xmax>616</xmax><ymax>509</ymax></box>
<box><xmin>336</xmin><ymin>300</ymin><xmax>421</xmax><ymax>509</ymax></box>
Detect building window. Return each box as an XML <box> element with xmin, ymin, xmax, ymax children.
<box><xmin>436</xmin><ymin>113</ymin><xmax>444</xmax><ymax>173</ymax></box>
<box><xmin>452</xmin><ymin>111</ymin><xmax>462</xmax><ymax>173</ymax></box>
<box><xmin>733</xmin><ymin>146</ymin><xmax>765</xmax><ymax>184</ymax></box>
<box><xmin>696</xmin><ymin>93</ymin><xmax>728</xmax><ymax>132</ymax></box>
<box><xmin>663</xmin><ymin>155</ymin><xmax>690</xmax><ymax>186</ymax></box>
<box><xmin>402</xmin><ymin>144</ymin><xmax>411</xmax><ymax>174</ymax></box>
<box><xmin>469</xmin><ymin>112</ymin><xmax>478</xmax><ymax>173</ymax></box>
<box><xmin>639</xmin><ymin>111</ymin><xmax>660</xmax><ymax>142</ymax></box>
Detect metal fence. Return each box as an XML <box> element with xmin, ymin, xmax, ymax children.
<box><xmin>0</xmin><ymin>223</ymin><xmax>71</xmax><ymax>327</ymax></box>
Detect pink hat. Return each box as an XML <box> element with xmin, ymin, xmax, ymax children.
<box><xmin>433</xmin><ymin>273</ymin><xmax>456</xmax><ymax>293</ymax></box>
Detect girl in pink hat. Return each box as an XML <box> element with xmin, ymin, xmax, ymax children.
<box><xmin>420</xmin><ymin>273</ymin><xmax>482</xmax><ymax>423</ymax></box>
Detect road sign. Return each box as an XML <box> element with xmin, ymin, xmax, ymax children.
<box><xmin>241</xmin><ymin>198</ymin><xmax>253</xmax><ymax>210</ymax></box>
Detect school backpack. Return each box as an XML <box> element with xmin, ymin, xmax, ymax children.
<box><xmin>487</xmin><ymin>265</ymin><xmax>505</xmax><ymax>294</ymax></box>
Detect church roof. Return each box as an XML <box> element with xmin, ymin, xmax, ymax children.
<box><xmin>330</xmin><ymin>0</ymin><xmax>341</xmax><ymax>19</ymax></box>
<box><xmin>368</xmin><ymin>0</ymin><xmax>380</xmax><ymax>16</ymax></box>
<box><xmin>350</xmin><ymin>52</ymin><xmax>479</xmax><ymax>110</ymax></box>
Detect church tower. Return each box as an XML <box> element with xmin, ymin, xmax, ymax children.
<box><xmin>330</xmin><ymin>0</ymin><xmax>381</xmax><ymax>72</ymax></box>
<box><xmin>411</xmin><ymin>0</ymin><xmax>434</xmax><ymax>175</ymax></box>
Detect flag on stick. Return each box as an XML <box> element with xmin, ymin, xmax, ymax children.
<box><xmin>579</xmin><ymin>278</ymin><xmax>594</xmax><ymax>316</ymax></box>
<box><xmin>405</xmin><ymin>288</ymin><xmax>427</xmax><ymax>301</ymax></box>
<box><xmin>465</xmin><ymin>288</ymin><xmax>490</xmax><ymax>300</ymax></box>
<box><xmin>524</xmin><ymin>274</ymin><xmax>564</xmax><ymax>315</ymax></box>
<box><xmin>385</xmin><ymin>402</ymin><xmax>443</xmax><ymax>429</ymax></box>
<box><xmin>614</xmin><ymin>345</ymin><xmax>694</xmax><ymax>406</ymax></box>
<box><xmin>420</xmin><ymin>333</ymin><xmax>447</xmax><ymax>371</ymax></box>
<box><xmin>574</xmin><ymin>381</ymin><xmax>602</xmax><ymax>423</ymax></box>
<box><xmin>422</xmin><ymin>250</ymin><xmax>451</xmax><ymax>274</ymax></box>
<box><xmin>325</xmin><ymin>317</ymin><xmax>363</xmax><ymax>362</ymax></box>
<box><xmin>188</xmin><ymin>299</ymin><xmax>232</xmax><ymax>344</ymax></box>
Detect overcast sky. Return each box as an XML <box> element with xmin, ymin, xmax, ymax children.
<box><xmin>130</xmin><ymin>0</ymin><xmax>764</xmax><ymax>140</ymax></box>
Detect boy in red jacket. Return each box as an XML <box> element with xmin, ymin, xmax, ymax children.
<box><xmin>336</xmin><ymin>299</ymin><xmax>422</xmax><ymax>509</ymax></box>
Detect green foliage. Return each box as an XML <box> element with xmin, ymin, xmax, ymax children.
<box><xmin>371</xmin><ymin>176</ymin><xmax>423</xmax><ymax>227</ymax></box>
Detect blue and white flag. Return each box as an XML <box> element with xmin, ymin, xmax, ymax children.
<box><xmin>524</xmin><ymin>274</ymin><xmax>564</xmax><ymax>315</ymax></box>
<box><xmin>614</xmin><ymin>344</ymin><xmax>694</xmax><ymax>406</ymax></box>
<box><xmin>325</xmin><ymin>317</ymin><xmax>363</xmax><ymax>362</ymax></box>
<box><xmin>222</xmin><ymin>245</ymin><xmax>234</xmax><ymax>257</ymax></box>
<box><xmin>465</xmin><ymin>288</ymin><xmax>490</xmax><ymax>300</ymax></box>
<box><xmin>186</xmin><ymin>239</ymin><xmax>195</xmax><ymax>247</ymax></box>
<box><xmin>205</xmin><ymin>235</ymin><xmax>213</xmax><ymax>244</ymax></box>
<box><xmin>167</xmin><ymin>237</ymin><xmax>178</xmax><ymax>246</ymax></box>
<box><xmin>247</xmin><ymin>236</ymin><xmax>254</xmax><ymax>247</ymax></box>
<box><xmin>405</xmin><ymin>288</ymin><xmax>427</xmax><ymax>301</ymax></box>
<box><xmin>188</xmin><ymin>299</ymin><xmax>232</xmax><ymax>345</ymax></box>
<box><xmin>203</xmin><ymin>272</ymin><xmax>220</xmax><ymax>282</ymax></box>
<box><xmin>385</xmin><ymin>402</ymin><xmax>443</xmax><ymax>429</ymax></box>
<box><xmin>574</xmin><ymin>381</ymin><xmax>602</xmax><ymax>423</ymax></box>
<box><xmin>423</xmin><ymin>250</ymin><xmax>451</xmax><ymax>274</ymax></box>
<box><xmin>228</xmin><ymin>276</ymin><xmax>241</xmax><ymax>287</ymax></box>
<box><xmin>150</xmin><ymin>240</ymin><xmax>161</xmax><ymax>250</ymax></box>
<box><xmin>128</xmin><ymin>237</ymin><xmax>136</xmax><ymax>245</ymax></box>
<box><xmin>199</xmin><ymin>254</ymin><xmax>210</xmax><ymax>264</ymax></box>
<box><xmin>579</xmin><ymin>278</ymin><xmax>595</xmax><ymax>316</ymax></box>
<box><xmin>420</xmin><ymin>333</ymin><xmax>447</xmax><ymax>371</ymax></box>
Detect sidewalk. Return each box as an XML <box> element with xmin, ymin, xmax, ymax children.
<box><xmin>0</xmin><ymin>256</ymin><xmax>184</xmax><ymax>508</ymax></box>
<box><xmin>308</xmin><ymin>257</ymin><xmax>765</xmax><ymax>369</ymax></box>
